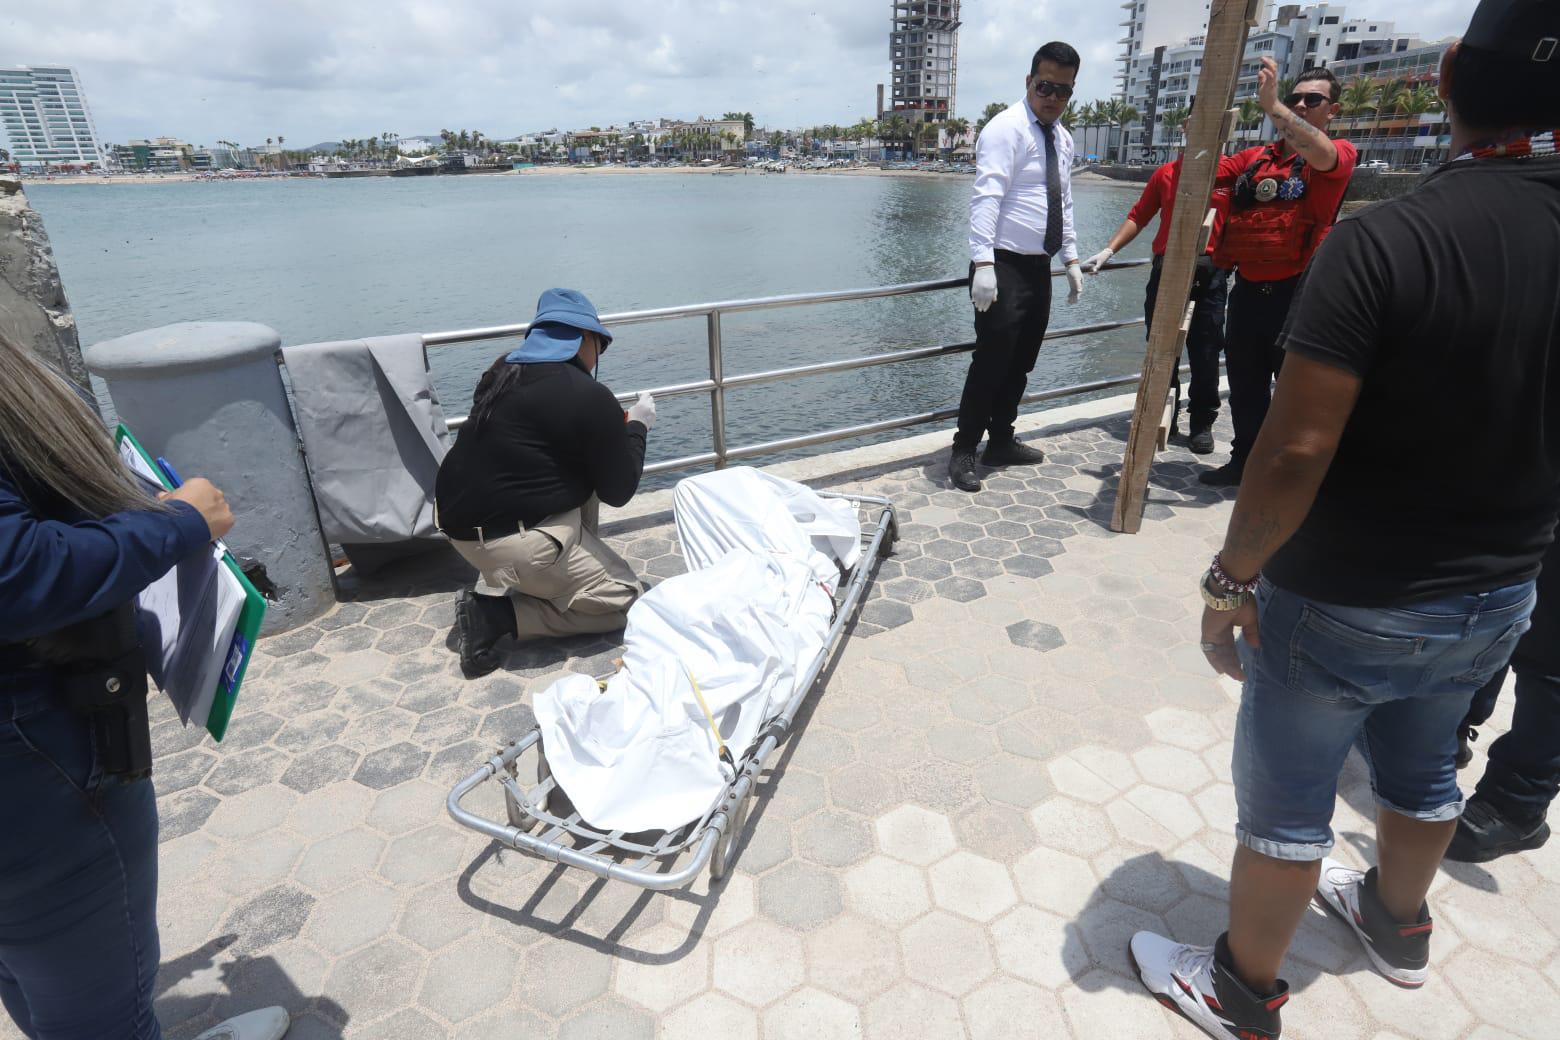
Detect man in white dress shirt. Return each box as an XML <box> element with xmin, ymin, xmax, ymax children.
<box><xmin>951</xmin><ymin>41</ymin><xmax>1086</xmax><ymax>493</ymax></box>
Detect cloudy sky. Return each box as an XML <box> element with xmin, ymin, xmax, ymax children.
<box><xmin>7</xmin><ymin>0</ymin><xmax>1474</xmax><ymax>148</ymax></box>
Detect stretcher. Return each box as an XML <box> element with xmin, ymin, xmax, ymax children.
<box><xmin>446</xmin><ymin>490</ymin><xmax>896</xmax><ymax>889</ymax></box>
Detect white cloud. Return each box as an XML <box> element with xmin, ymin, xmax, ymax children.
<box><xmin>2</xmin><ymin>0</ymin><xmax>1475</xmax><ymax>147</ymax></box>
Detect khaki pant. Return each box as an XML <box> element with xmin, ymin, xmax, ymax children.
<box><xmin>448</xmin><ymin>500</ymin><xmax>641</xmax><ymax>639</ymax></box>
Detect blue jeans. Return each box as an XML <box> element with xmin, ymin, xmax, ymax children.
<box><xmin>0</xmin><ymin>690</ymin><xmax>163</xmax><ymax>1040</ymax></box>
<box><xmin>1233</xmin><ymin>579</ymin><xmax>1537</xmax><ymax>861</ymax></box>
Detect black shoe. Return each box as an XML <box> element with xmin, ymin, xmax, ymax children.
<box><xmin>981</xmin><ymin>436</ymin><xmax>1046</xmax><ymax>467</ymax></box>
<box><xmin>455</xmin><ymin>588</ymin><xmax>512</xmax><ymax>679</ymax></box>
<box><xmin>1455</xmin><ymin>725</ymin><xmax>1477</xmax><ymax>769</ymax></box>
<box><xmin>1198</xmin><ymin>461</ymin><xmax>1244</xmax><ymax>487</ymax></box>
<box><xmin>1314</xmin><ymin>861</ymin><xmax>1431</xmax><ymax>988</ymax></box>
<box><xmin>1444</xmin><ymin>797</ymin><xmax>1551</xmax><ymax>864</ymax></box>
<box><xmin>1188</xmin><ymin>427</ymin><xmax>1216</xmax><ymax>455</ymax></box>
<box><xmin>1130</xmin><ymin>931</ymin><xmax>1287</xmax><ymax>1039</ymax></box>
<box><xmin>949</xmin><ymin>448</ymin><xmax>981</xmax><ymax>492</ymax></box>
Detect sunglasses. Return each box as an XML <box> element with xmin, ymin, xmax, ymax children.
<box><xmin>1285</xmin><ymin>91</ymin><xmax>1331</xmax><ymax>109</ymax></box>
<box><xmin>1031</xmin><ymin>79</ymin><xmax>1074</xmax><ymax>100</ymax></box>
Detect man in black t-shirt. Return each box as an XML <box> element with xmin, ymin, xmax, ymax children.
<box><xmin>435</xmin><ymin>288</ymin><xmax>657</xmax><ymax>678</ymax></box>
<box><xmin>1129</xmin><ymin>3</ymin><xmax>1560</xmax><ymax>1036</ymax></box>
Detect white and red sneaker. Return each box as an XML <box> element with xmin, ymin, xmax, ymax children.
<box><xmin>1313</xmin><ymin>858</ymin><xmax>1431</xmax><ymax>988</ymax></box>
<box><xmin>1130</xmin><ymin>930</ymin><xmax>1288</xmax><ymax>1039</ymax></box>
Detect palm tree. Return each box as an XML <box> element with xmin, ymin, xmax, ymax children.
<box><xmin>1340</xmin><ymin>77</ymin><xmax>1375</xmax><ymax>120</ymax></box>
<box><xmin>1237</xmin><ymin>96</ymin><xmax>1265</xmax><ymax>143</ymax></box>
<box><xmin>767</xmin><ymin>130</ymin><xmax>784</xmax><ymax>157</ymax></box>
<box><xmin>1368</xmin><ymin>79</ymin><xmax>1408</xmax><ymax>165</ymax></box>
<box><xmin>1060</xmin><ymin>101</ymin><xmax>1078</xmax><ymax>130</ymax></box>
<box><xmin>1396</xmin><ymin>83</ymin><xmax>1441</xmax><ymax>165</ymax></box>
<box><xmin>975</xmin><ymin>101</ymin><xmax>1006</xmax><ymax>134</ymax></box>
<box><xmin>1160</xmin><ymin>104</ymin><xmax>1192</xmax><ymax>144</ymax></box>
<box><xmin>943</xmin><ymin>116</ymin><xmax>970</xmax><ymax>158</ymax></box>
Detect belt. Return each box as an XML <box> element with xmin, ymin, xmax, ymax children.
<box><xmin>441</xmin><ymin>519</ymin><xmax>525</xmax><ymax>543</ymax></box>
<box><xmin>993</xmin><ymin>248</ymin><xmax>1051</xmax><ymax>266</ymax></box>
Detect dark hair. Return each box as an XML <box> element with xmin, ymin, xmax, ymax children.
<box><xmin>1031</xmin><ymin>42</ymin><xmax>1081</xmax><ymax>77</ymax></box>
<box><xmin>1293</xmin><ymin>66</ymin><xmax>1342</xmax><ymax>102</ymax></box>
<box><xmin>1449</xmin><ymin>42</ymin><xmax>1560</xmax><ymax>132</ymax></box>
<box><xmin>468</xmin><ymin>357</ymin><xmax>524</xmax><ymax>432</ymax></box>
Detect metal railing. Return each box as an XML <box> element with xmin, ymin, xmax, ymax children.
<box><xmin>429</xmin><ymin>259</ymin><xmax>1153</xmax><ymax>476</ymax></box>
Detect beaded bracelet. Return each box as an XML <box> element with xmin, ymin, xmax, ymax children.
<box><xmin>1209</xmin><ymin>553</ymin><xmax>1260</xmax><ymax>595</ymax></box>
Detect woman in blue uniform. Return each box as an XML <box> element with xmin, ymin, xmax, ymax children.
<box><xmin>0</xmin><ymin>332</ymin><xmax>287</xmax><ymax>1040</ymax></box>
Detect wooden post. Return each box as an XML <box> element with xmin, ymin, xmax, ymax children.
<box><xmin>1111</xmin><ymin>0</ymin><xmax>1261</xmax><ymax>534</ymax></box>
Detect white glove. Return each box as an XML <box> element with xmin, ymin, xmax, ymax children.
<box><xmin>970</xmin><ymin>265</ymin><xmax>998</xmax><ymax>312</ymax></box>
<box><xmin>1081</xmin><ymin>248</ymin><xmax>1114</xmax><ymax>275</ymax></box>
<box><xmin>626</xmin><ymin>392</ymin><xmax>656</xmax><ymax>431</ymax></box>
<box><xmin>1066</xmin><ymin>263</ymin><xmax>1085</xmax><ymax>304</ymax></box>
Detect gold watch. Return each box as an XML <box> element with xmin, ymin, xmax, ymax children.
<box><xmin>1200</xmin><ymin>571</ymin><xmax>1251</xmax><ymax>612</ymax></box>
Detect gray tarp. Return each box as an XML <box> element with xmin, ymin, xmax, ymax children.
<box><xmin>281</xmin><ymin>335</ymin><xmax>449</xmax><ymax>544</ymax></box>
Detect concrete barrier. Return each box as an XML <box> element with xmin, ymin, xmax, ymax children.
<box><xmin>86</xmin><ymin>322</ymin><xmax>335</xmax><ymax>633</ymax></box>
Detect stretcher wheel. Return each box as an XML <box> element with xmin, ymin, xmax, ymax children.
<box><xmin>502</xmin><ymin>751</ymin><xmax>539</xmax><ymax>834</ymax></box>
<box><xmin>710</xmin><ymin>789</ymin><xmax>751</xmax><ymax>882</ymax></box>
<box><xmin>878</xmin><ymin>517</ymin><xmax>898</xmax><ymax>559</ymax></box>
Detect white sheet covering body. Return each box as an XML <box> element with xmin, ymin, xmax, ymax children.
<box><xmin>532</xmin><ymin>469</ymin><xmax>860</xmax><ymax>833</ymax></box>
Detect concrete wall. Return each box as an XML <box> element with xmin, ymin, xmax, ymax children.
<box><xmin>0</xmin><ymin>176</ymin><xmax>93</xmax><ymax>401</ymax></box>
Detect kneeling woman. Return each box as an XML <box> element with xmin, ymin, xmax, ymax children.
<box><xmin>436</xmin><ymin>289</ymin><xmax>657</xmax><ymax>678</ymax></box>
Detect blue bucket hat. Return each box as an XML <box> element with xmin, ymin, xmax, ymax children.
<box><xmin>504</xmin><ymin>288</ymin><xmax>614</xmax><ymax>363</ymax></box>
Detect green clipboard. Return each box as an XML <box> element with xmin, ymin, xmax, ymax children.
<box><xmin>115</xmin><ymin>424</ymin><xmax>267</xmax><ymax>741</ymax></box>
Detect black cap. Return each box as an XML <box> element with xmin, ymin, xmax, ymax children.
<box><xmin>1464</xmin><ymin>0</ymin><xmax>1560</xmax><ymax>64</ymax></box>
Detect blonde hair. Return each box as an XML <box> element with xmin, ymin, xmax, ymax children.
<box><xmin>0</xmin><ymin>331</ymin><xmax>165</xmax><ymax>518</ymax></box>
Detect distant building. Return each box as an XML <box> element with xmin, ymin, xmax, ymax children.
<box><xmin>1329</xmin><ymin>39</ymin><xmax>1453</xmax><ymax>166</ymax></box>
<box><xmin>0</xmin><ymin>65</ymin><xmax>105</xmax><ymax>170</ymax></box>
<box><xmin>112</xmin><ymin>137</ymin><xmax>204</xmax><ymax>173</ymax></box>
<box><xmin>890</xmin><ymin>0</ymin><xmax>961</xmax><ymax>124</ymax></box>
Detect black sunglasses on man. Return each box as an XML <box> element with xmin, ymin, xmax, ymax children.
<box><xmin>1285</xmin><ymin>91</ymin><xmax>1330</xmax><ymax>109</ymax></box>
<box><xmin>1032</xmin><ymin>79</ymin><xmax>1074</xmax><ymax>100</ymax></box>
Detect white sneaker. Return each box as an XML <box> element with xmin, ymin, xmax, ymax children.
<box><xmin>191</xmin><ymin>1007</ymin><xmax>290</xmax><ymax>1040</ymax></box>
<box><xmin>1313</xmin><ymin>858</ymin><xmax>1431</xmax><ymax>988</ymax></box>
<box><xmin>1129</xmin><ymin>930</ymin><xmax>1287</xmax><ymax>1039</ymax></box>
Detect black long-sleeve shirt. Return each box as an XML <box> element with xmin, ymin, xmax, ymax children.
<box><xmin>435</xmin><ymin>358</ymin><xmax>647</xmax><ymax>533</ymax></box>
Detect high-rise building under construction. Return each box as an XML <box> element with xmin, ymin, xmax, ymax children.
<box><xmin>889</xmin><ymin>1</ymin><xmax>961</xmax><ymax>123</ymax></box>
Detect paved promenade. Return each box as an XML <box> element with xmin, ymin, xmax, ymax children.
<box><xmin>9</xmin><ymin>398</ymin><xmax>1554</xmax><ymax>1040</ymax></box>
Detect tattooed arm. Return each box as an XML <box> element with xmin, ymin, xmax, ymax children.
<box><xmin>1257</xmin><ymin>56</ymin><xmax>1341</xmax><ymax>172</ymax></box>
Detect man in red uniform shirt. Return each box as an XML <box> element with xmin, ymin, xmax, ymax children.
<box><xmin>1199</xmin><ymin>58</ymin><xmax>1357</xmax><ymax>487</ymax></box>
<box><xmin>1083</xmin><ymin>121</ymin><xmax>1232</xmax><ymax>454</ymax></box>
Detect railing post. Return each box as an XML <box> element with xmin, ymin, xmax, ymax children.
<box><xmin>706</xmin><ymin>309</ymin><xmax>727</xmax><ymax>468</ymax></box>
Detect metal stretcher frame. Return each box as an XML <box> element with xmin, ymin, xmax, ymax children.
<box><xmin>447</xmin><ymin>491</ymin><xmax>898</xmax><ymax>889</ymax></box>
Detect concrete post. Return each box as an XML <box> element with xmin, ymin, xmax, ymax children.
<box><xmin>86</xmin><ymin>322</ymin><xmax>335</xmax><ymax>633</ymax></box>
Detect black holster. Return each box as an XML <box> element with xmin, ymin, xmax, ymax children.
<box><xmin>28</xmin><ymin>606</ymin><xmax>154</xmax><ymax>780</ymax></box>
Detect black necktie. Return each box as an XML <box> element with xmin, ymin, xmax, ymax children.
<box><xmin>1041</xmin><ymin>122</ymin><xmax>1063</xmax><ymax>257</ymax></box>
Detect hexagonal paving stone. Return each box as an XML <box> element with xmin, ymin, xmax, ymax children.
<box><xmin>898</xmin><ymin>757</ymin><xmax>982</xmax><ymax>816</ymax></box>
<box><xmin>1130</xmin><ymin>744</ymin><xmax>1215</xmax><ymax>794</ymax></box>
<box><xmin>322</xmin><ymin>649</ymin><xmax>392</xmax><ymax>687</ymax></box>
<box><xmin>1060</xmin><ymin>970</ymin><xmax>1179</xmax><ymax>1038</ymax></box>
<box><xmin>355</xmin><ymin>743</ymin><xmax>431</xmax><ymax>790</ymax></box>
<box><xmin>974</xmin><ymin>755</ymin><xmax>1054</xmax><ymax>809</ymax></box>
<box><xmin>303</xmin><ymin>878</ymin><xmax>399</xmax><ymax>956</ymax></box>
<box><xmin>1145</xmin><ymin>707</ymin><xmax>1221</xmax><ymax>751</ymax></box>
<box><xmin>558</xmin><ymin>1000</ymin><xmax>654</xmax><ymax>1040</ymax></box>
<box><xmin>272</xmin><ymin>710</ymin><xmax>350</xmax><ymax>754</ymax></box>
<box><xmin>157</xmin><ymin>788</ymin><xmax>221</xmax><ymax>841</ymax></box>
<box><xmin>713</xmin><ymin>920</ymin><xmax>805</xmax><ymax>1006</ymax></box>
<box><xmin>927</xmin><ymin>720</ymin><xmax>996</xmax><ymax>765</ymax></box>
<box><xmin>204</xmin><ymin>783</ymin><xmax>298</xmax><ymax>841</ymax></box>
<box><xmin>294</xmin><ymin>827</ymin><xmax>385</xmax><ymax>894</ymax></box>
<box><xmin>661</xmin><ymin>993</ymin><xmax>758</xmax><ymax>1040</ymax></box>
<box><xmin>794</xmin><ymin>810</ymin><xmax>873</xmax><ymax>868</ymax></box>
<box><xmin>756</xmin><ymin>859</ymin><xmax>843</xmax><ymax>931</ymax></box>
<box><xmin>874</xmin><ymin>805</ymin><xmax>957</xmax><ymax>866</ymax></box>
<box><xmin>763</xmin><ymin>987</ymin><xmax>863</xmax><ymax>1040</ymax></box>
<box><xmin>342</xmin><ymin>708</ymin><xmax>420</xmax><ymax>752</ymax></box>
<box><xmin>157</xmin><ymin>747</ymin><xmax>218</xmax><ymax>793</ymax></box>
<box><xmin>1006</xmin><ymin>619</ymin><xmax>1065</xmax><ymax>653</ymax></box>
<box><xmin>380</xmin><ymin>823</ymin><xmax>468</xmax><ymax>886</ymax></box>
<box><xmin>285</xmin><ymin>779</ymin><xmax>375</xmax><ymax>841</ymax></box>
<box><xmin>412</xmin><ymin>704</ymin><xmax>482</xmax><ymax>747</ymax></box>
<box><xmin>928</xmin><ymin>851</ymin><xmax>1018</xmax><ymax>922</ymax></box>
<box><xmin>864</xmin><ymin>982</ymin><xmax>964</xmax><ymax>1040</ymax></box>
<box><xmin>963</xmin><ymin>977</ymin><xmax>1068</xmax><ymax>1040</ymax></box>
<box><xmin>220</xmin><ymin>883</ymin><xmax>317</xmax><ymax>955</ymax></box>
<box><xmin>666</xmin><ymin>871</ymin><xmax>756</xmax><ymax>938</ymax></box>
<box><xmin>1013</xmin><ymin>845</ymin><xmax>1097</xmax><ymax>918</ymax></box>
<box><xmin>613</xmin><ymin>922</ymin><xmax>710</xmax><ymax>1012</ymax></box>
<box><xmin>1029</xmin><ymin>796</ymin><xmax>1116</xmax><ymax>857</ymax></box>
<box><xmin>991</xmin><ymin>904</ymin><xmax>1090</xmax><ymax>989</ymax></box>
<box><xmin>842</xmin><ymin>854</ymin><xmax>931</xmax><ymax>928</ymax></box>
<box><xmin>353</xmin><ymin>1008</ymin><xmax>449</xmax><ymax>1040</ymax></box>
<box><xmin>522</xmin><ymin>940</ymin><xmax>614</xmax><ymax>1017</ymax></box>
<box><xmin>804</xmin><ymin>914</ymin><xmax>899</xmax><ymax>1000</ymax></box>
<box><xmin>827</xmin><ymin>762</ymin><xmax>902</xmax><ymax>817</ymax></box>
<box><xmin>900</xmin><ymin>911</ymin><xmax>996</xmax><ymax>996</ymax></box>
<box><xmin>280</xmin><ymin>744</ymin><xmax>362</xmax><ymax>794</ymax></box>
<box><xmin>418</xmin><ymin>936</ymin><xmax>520</xmax><ymax>1023</ymax></box>
<box><xmin>322</xmin><ymin>937</ymin><xmax>425</xmax><ymax>1025</ymax></box>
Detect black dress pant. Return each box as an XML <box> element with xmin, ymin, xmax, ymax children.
<box><xmin>1462</xmin><ymin>662</ymin><xmax>1560</xmax><ymax>826</ymax></box>
<box><xmin>1145</xmin><ymin>255</ymin><xmax>1228</xmax><ymax>431</ymax></box>
<box><xmin>1224</xmin><ymin>273</ymin><xmax>1301</xmax><ymax>466</ymax></box>
<box><xmin>955</xmin><ymin>250</ymin><xmax>1053</xmax><ymax>452</ymax></box>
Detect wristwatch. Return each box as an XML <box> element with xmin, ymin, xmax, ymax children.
<box><xmin>1199</xmin><ymin>570</ymin><xmax>1251</xmax><ymax>612</ymax></box>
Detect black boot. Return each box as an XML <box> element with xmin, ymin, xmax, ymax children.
<box><xmin>1188</xmin><ymin>425</ymin><xmax>1216</xmax><ymax>455</ymax></box>
<box><xmin>1444</xmin><ymin>797</ymin><xmax>1551</xmax><ymax>864</ymax></box>
<box><xmin>949</xmin><ymin>447</ymin><xmax>981</xmax><ymax>492</ymax></box>
<box><xmin>455</xmin><ymin>588</ymin><xmax>515</xmax><ymax>679</ymax></box>
<box><xmin>1198</xmin><ymin>460</ymin><xmax>1244</xmax><ymax>487</ymax></box>
<box><xmin>981</xmin><ymin>436</ymin><xmax>1046</xmax><ymax>467</ymax></box>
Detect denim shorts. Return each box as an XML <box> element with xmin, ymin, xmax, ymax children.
<box><xmin>1233</xmin><ymin>577</ymin><xmax>1536</xmax><ymax>861</ymax></box>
